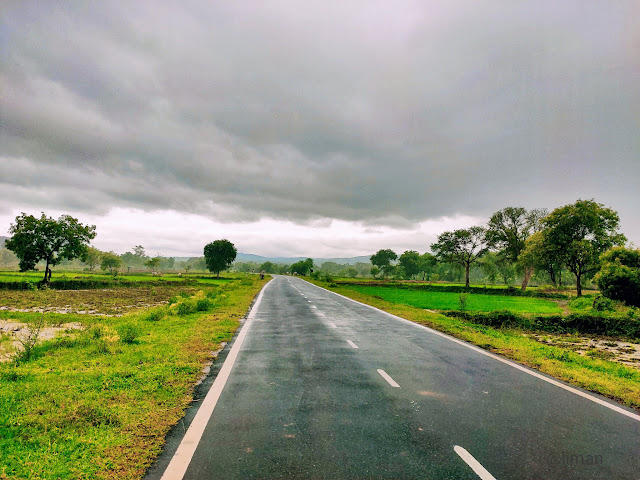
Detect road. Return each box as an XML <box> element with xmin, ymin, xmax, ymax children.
<box><xmin>155</xmin><ymin>275</ymin><xmax>640</xmax><ymax>479</ymax></box>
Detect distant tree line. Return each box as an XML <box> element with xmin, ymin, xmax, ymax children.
<box><xmin>370</xmin><ymin>199</ymin><xmax>636</xmax><ymax>304</ymax></box>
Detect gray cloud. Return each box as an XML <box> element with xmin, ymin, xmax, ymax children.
<box><xmin>1</xmin><ymin>0</ymin><xmax>639</xmax><ymax>245</ymax></box>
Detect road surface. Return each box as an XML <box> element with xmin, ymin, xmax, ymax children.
<box><xmin>154</xmin><ymin>275</ymin><xmax>639</xmax><ymax>479</ymax></box>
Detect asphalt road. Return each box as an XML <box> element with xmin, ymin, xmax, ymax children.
<box><xmin>157</xmin><ymin>275</ymin><xmax>640</xmax><ymax>479</ymax></box>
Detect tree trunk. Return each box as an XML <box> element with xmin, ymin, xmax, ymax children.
<box><xmin>521</xmin><ymin>265</ymin><xmax>534</xmax><ymax>291</ymax></box>
<box><xmin>576</xmin><ymin>270</ymin><xmax>582</xmax><ymax>297</ymax></box>
<box><xmin>465</xmin><ymin>264</ymin><xmax>470</xmax><ymax>287</ymax></box>
<box><xmin>43</xmin><ymin>258</ymin><xmax>50</xmax><ymax>284</ymax></box>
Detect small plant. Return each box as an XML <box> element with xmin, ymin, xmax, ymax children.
<box><xmin>168</xmin><ymin>296</ymin><xmax>178</xmax><ymax>305</ymax></box>
<box><xmin>15</xmin><ymin>314</ymin><xmax>46</xmax><ymax>363</ymax></box>
<box><xmin>592</xmin><ymin>295</ymin><xmax>615</xmax><ymax>312</ymax></box>
<box><xmin>143</xmin><ymin>308</ymin><xmax>167</xmax><ymax>322</ymax></box>
<box><xmin>88</xmin><ymin>325</ymin><xmax>104</xmax><ymax>339</ymax></box>
<box><xmin>116</xmin><ymin>323</ymin><xmax>140</xmax><ymax>344</ymax></box>
<box><xmin>176</xmin><ymin>301</ymin><xmax>196</xmax><ymax>316</ymax></box>
<box><xmin>196</xmin><ymin>298</ymin><xmax>213</xmax><ymax>312</ymax></box>
<box><xmin>458</xmin><ymin>293</ymin><xmax>469</xmax><ymax>312</ymax></box>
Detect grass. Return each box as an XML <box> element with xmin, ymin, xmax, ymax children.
<box><xmin>0</xmin><ymin>272</ymin><xmax>268</xmax><ymax>480</ymax></box>
<box><xmin>306</xmin><ymin>278</ymin><xmax>640</xmax><ymax>411</ymax></box>
<box><xmin>343</xmin><ymin>285</ymin><xmax>564</xmax><ymax>314</ymax></box>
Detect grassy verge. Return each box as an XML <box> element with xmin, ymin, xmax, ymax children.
<box><xmin>340</xmin><ymin>284</ymin><xmax>563</xmax><ymax>313</ymax></box>
<box><xmin>0</xmin><ymin>274</ymin><xmax>268</xmax><ymax>479</ymax></box>
<box><xmin>306</xmin><ymin>278</ymin><xmax>640</xmax><ymax>411</ymax></box>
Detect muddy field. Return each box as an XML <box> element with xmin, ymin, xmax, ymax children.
<box><xmin>0</xmin><ymin>285</ymin><xmax>199</xmax><ymax>315</ymax></box>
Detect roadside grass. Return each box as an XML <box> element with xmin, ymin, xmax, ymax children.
<box><xmin>343</xmin><ymin>285</ymin><xmax>563</xmax><ymax>314</ymax></box>
<box><xmin>0</xmin><ymin>273</ymin><xmax>268</xmax><ymax>480</ymax></box>
<box><xmin>306</xmin><ymin>279</ymin><xmax>640</xmax><ymax>411</ymax></box>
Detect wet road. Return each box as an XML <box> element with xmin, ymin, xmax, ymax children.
<box><xmin>157</xmin><ymin>275</ymin><xmax>640</xmax><ymax>479</ymax></box>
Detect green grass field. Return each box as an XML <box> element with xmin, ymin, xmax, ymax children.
<box><xmin>0</xmin><ymin>272</ymin><xmax>268</xmax><ymax>479</ymax></box>
<box><xmin>343</xmin><ymin>285</ymin><xmax>564</xmax><ymax>314</ymax></box>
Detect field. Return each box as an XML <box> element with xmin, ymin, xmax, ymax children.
<box><xmin>342</xmin><ymin>285</ymin><xmax>564</xmax><ymax>314</ymax></box>
<box><xmin>0</xmin><ymin>272</ymin><xmax>268</xmax><ymax>480</ymax></box>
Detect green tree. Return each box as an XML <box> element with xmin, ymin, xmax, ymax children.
<box><xmin>542</xmin><ymin>199</ymin><xmax>626</xmax><ymax>296</ymax></box>
<box><xmin>5</xmin><ymin>212</ymin><xmax>96</xmax><ymax>284</ymax></box>
<box><xmin>430</xmin><ymin>226</ymin><xmax>487</xmax><ymax>287</ymax></box>
<box><xmin>345</xmin><ymin>267</ymin><xmax>358</xmax><ymax>278</ymax></box>
<box><xmin>259</xmin><ymin>261</ymin><xmax>277</xmax><ymax>274</ymax></box>
<box><xmin>485</xmin><ymin>207</ymin><xmax>547</xmax><ymax>290</ymax></box>
<box><xmin>203</xmin><ymin>239</ymin><xmax>237</xmax><ymax>277</ymax></box>
<box><xmin>370</xmin><ymin>249</ymin><xmax>398</xmax><ymax>278</ymax></box>
<box><xmin>83</xmin><ymin>247</ymin><xmax>102</xmax><ymax>271</ymax></box>
<box><xmin>145</xmin><ymin>256</ymin><xmax>161</xmax><ymax>270</ymax></box>
<box><xmin>519</xmin><ymin>231</ymin><xmax>564</xmax><ymax>287</ymax></box>
<box><xmin>594</xmin><ymin>247</ymin><xmax>640</xmax><ymax>307</ymax></box>
<box><xmin>418</xmin><ymin>252</ymin><xmax>437</xmax><ymax>281</ymax></box>
<box><xmin>290</xmin><ymin>258</ymin><xmax>314</xmax><ymax>276</ymax></box>
<box><xmin>100</xmin><ymin>251</ymin><xmax>122</xmax><ymax>274</ymax></box>
<box><xmin>398</xmin><ymin>250</ymin><xmax>421</xmax><ymax>279</ymax></box>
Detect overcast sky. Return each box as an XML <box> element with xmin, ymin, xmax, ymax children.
<box><xmin>1</xmin><ymin>1</ymin><xmax>638</xmax><ymax>258</ymax></box>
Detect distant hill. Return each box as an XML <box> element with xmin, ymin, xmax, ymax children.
<box><xmin>0</xmin><ymin>236</ymin><xmax>7</xmax><ymax>248</ymax></box>
<box><xmin>234</xmin><ymin>253</ymin><xmax>372</xmax><ymax>265</ymax></box>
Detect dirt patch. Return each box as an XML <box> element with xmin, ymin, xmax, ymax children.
<box><xmin>0</xmin><ymin>319</ymin><xmax>83</xmax><ymax>362</ymax></box>
<box><xmin>526</xmin><ymin>333</ymin><xmax>640</xmax><ymax>368</ymax></box>
<box><xmin>0</xmin><ymin>286</ymin><xmax>198</xmax><ymax>315</ymax></box>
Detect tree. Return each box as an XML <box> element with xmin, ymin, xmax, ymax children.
<box><xmin>594</xmin><ymin>247</ymin><xmax>640</xmax><ymax>307</ymax></box>
<box><xmin>485</xmin><ymin>207</ymin><xmax>547</xmax><ymax>290</ymax></box>
<box><xmin>398</xmin><ymin>251</ymin><xmax>421</xmax><ymax>279</ymax></box>
<box><xmin>5</xmin><ymin>212</ymin><xmax>96</xmax><ymax>284</ymax></box>
<box><xmin>480</xmin><ymin>251</ymin><xmax>516</xmax><ymax>285</ymax></box>
<box><xmin>418</xmin><ymin>252</ymin><xmax>437</xmax><ymax>281</ymax></box>
<box><xmin>145</xmin><ymin>256</ymin><xmax>161</xmax><ymax>270</ymax></box>
<box><xmin>370</xmin><ymin>249</ymin><xmax>398</xmax><ymax>278</ymax></box>
<box><xmin>430</xmin><ymin>226</ymin><xmax>487</xmax><ymax>287</ymax></box>
<box><xmin>260</xmin><ymin>261</ymin><xmax>277</xmax><ymax>274</ymax></box>
<box><xmin>542</xmin><ymin>199</ymin><xmax>626</xmax><ymax>296</ymax></box>
<box><xmin>83</xmin><ymin>247</ymin><xmax>102</xmax><ymax>271</ymax></box>
<box><xmin>290</xmin><ymin>258</ymin><xmax>314</xmax><ymax>276</ymax></box>
<box><xmin>101</xmin><ymin>251</ymin><xmax>122</xmax><ymax>274</ymax></box>
<box><xmin>519</xmin><ymin>231</ymin><xmax>564</xmax><ymax>287</ymax></box>
<box><xmin>203</xmin><ymin>239</ymin><xmax>237</xmax><ymax>277</ymax></box>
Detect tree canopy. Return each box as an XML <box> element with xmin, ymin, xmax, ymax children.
<box><xmin>290</xmin><ymin>258</ymin><xmax>314</xmax><ymax>276</ymax></box>
<box><xmin>203</xmin><ymin>239</ymin><xmax>237</xmax><ymax>277</ymax></box>
<box><xmin>370</xmin><ymin>249</ymin><xmax>397</xmax><ymax>278</ymax></box>
<box><xmin>430</xmin><ymin>226</ymin><xmax>487</xmax><ymax>287</ymax></box>
<box><xmin>542</xmin><ymin>199</ymin><xmax>626</xmax><ymax>296</ymax></box>
<box><xmin>594</xmin><ymin>247</ymin><xmax>640</xmax><ymax>307</ymax></box>
<box><xmin>5</xmin><ymin>212</ymin><xmax>96</xmax><ymax>283</ymax></box>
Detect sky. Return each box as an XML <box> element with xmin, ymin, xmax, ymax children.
<box><xmin>1</xmin><ymin>1</ymin><xmax>639</xmax><ymax>258</ymax></box>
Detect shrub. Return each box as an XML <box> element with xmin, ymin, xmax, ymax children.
<box><xmin>143</xmin><ymin>308</ymin><xmax>167</xmax><ymax>322</ymax></box>
<box><xmin>116</xmin><ymin>323</ymin><xmax>140</xmax><ymax>344</ymax></box>
<box><xmin>594</xmin><ymin>247</ymin><xmax>640</xmax><ymax>307</ymax></box>
<box><xmin>88</xmin><ymin>325</ymin><xmax>104</xmax><ymax>339</ymax></box>
<box><xmin>592</xmin><ymin>295</ymin><xmax>615</xmax><ymax>312</ymax></box>
<box><xmin>195</xmin><ymin>298</ymin><xmax>213</xmax><ymax>312</ymax></box>
<box><xmin>176</xmin><ymin>301</ymin><xmax>196</xmax><ymax>316</ymax></box>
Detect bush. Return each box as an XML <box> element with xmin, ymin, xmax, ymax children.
<box><xmin>595</xmin><ymin>247</ymin><xmax>640</xmax><ymax>307</ymax></box>
<box><xmin>116</xmin><ymin>324</ymin><xmax>140</xmax><ymax>344</ymax></box>
<box><xmin>176</xmin><ymin>301</ymin><xmax>196</xmax><ymax>316</ymax></box>
<box><xmin>195</xmin><ymin>298</ymin><xmax>213</xmax><ymax>312</ymax></box>
<box><xmin>592</xmin><ymin>295</ymin><xmax>615</xmax><ymax>312</ymax></box>
<box><xmin>142</xmin><ymin>308</ymin><xmax>167</xmax><ymax>322</ymax></box>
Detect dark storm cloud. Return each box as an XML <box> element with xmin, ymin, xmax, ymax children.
<box><xmin>1</xmin><ymin>1</ymin><xmax>639</xmax><ymax>240</ymax></box>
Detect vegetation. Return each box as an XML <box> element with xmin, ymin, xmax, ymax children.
<box><xmin>430</xmin><ymin>226</ymin><xmax>487</xmax><ymax>287</ymax></box>
<box><xmin>290</xmin><ymin>258</ymin><xmax>314</xmax><ymax>276</ymax></box>
<box><xmin>595</xmin><ymin>247</ymin><xmax>640</xmax><ymax>307</ymax></box>
<box><xmin>370</xmin><ymin>249</ymin><xmax>398</xmax><ymax>278</ymax></box>
<box><xmin>5</xmin><ymin>213</ymin><xmax>96</xmax><ymax>284</ymax></box>
<box><xmin>0</xmin><ymin>272</ymin><xmax>267</xmax><ymax>479</ymax></box>
<box><xmin>203</xmin><ymin>239</ymin><xmax>237</xmax><ymax>277</ymax></box>
<box><xmin>542</xmin><ymin>199</ymin><xmax>626</xmax><ymax>296</ymax></box>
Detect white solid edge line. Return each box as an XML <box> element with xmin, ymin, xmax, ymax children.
<box><xmin>454</xmin><ymin>446</ymin><xmax>497</xmax><ymax>480</ymax></box>
<box><xmin>377</xmin><ymin>369</ymin><xmax>400</xmax><ymax>388</ymax></box>
<box><xmin>160</xmin><ymin>279</ymin><xmax>273</xmax><ymax>480</ymax></box>
<box><xmin>302</xmin><ymin>279</ymin><xmax>640</xmax><ymax>421</ymax></box>
<box><xmin>347</xmin><ymin>340</ymin><xmax>359</xmax><ymax>349</ymax></box>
